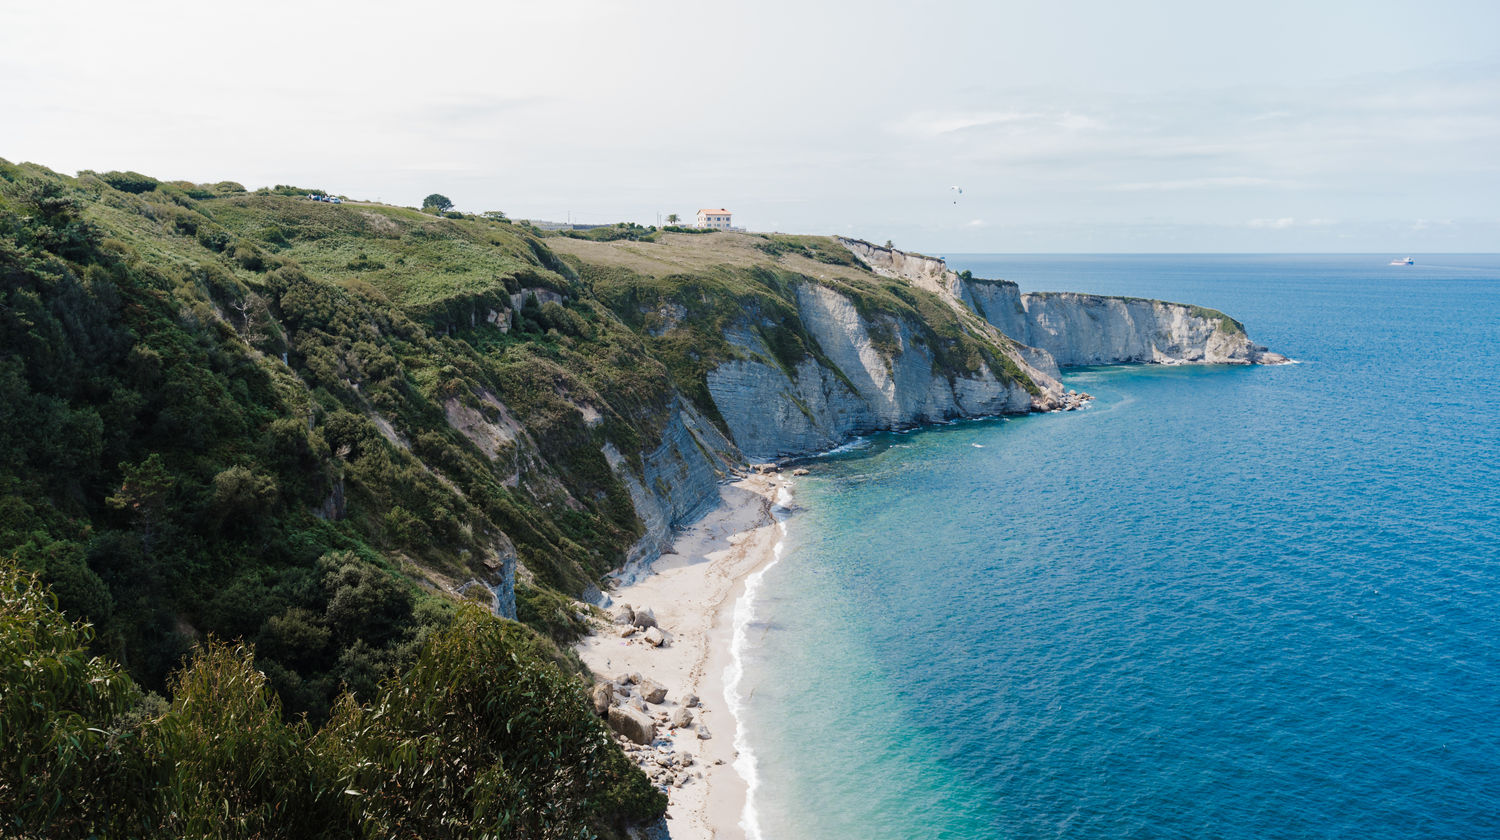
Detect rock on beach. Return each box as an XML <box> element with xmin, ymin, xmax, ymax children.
<box><xmin>608</xmin><ymin>706</ymin><xmax>656</xmax><ymax>745</ymax></box>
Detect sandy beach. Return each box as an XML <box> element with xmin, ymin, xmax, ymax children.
<box><xmin>576</xmin><ymin>473</ymin><xmax>791</xmax><ymax>840</ymax></box>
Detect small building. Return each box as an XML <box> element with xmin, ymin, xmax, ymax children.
<box><xmin>696</xmin><ymin>208</ymin><xmax>732</xmax><ymax>230</ymax></box>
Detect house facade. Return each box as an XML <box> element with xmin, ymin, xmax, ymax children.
<box><xmin>695</xmin><ymin>208</ymin><xmax>732</xmax><ymax>229</ymax></box>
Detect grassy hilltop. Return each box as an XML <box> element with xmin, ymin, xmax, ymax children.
<box><xmin>0</xmin><ymin>161</ymin><xmax>1041</xmax><ymax>836</ymax></box>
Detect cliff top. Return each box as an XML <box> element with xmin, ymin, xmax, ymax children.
<box><xmin>546</xmin><ymin>229</ymin><xmax>881</xmax><ymax>287</ymax></box>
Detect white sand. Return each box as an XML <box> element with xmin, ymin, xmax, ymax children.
<box><xmin>576</xmin><ymin>474</ymin><xmax>788</xmax><ymax>840</ymax></box>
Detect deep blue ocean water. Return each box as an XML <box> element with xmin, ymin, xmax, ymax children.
<box><xmin>737</xmin><ymin>255</ymin><xmax>1500</xmax><ymax>839</ymax></box>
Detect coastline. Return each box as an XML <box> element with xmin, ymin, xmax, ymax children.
<box><xmin>576</xmin><ymin>473</ymin><xmax>791</xmax><ymax>840</ymax></box>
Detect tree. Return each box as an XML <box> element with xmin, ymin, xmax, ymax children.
<box><xmin>482</xmin><ymin>210</ymin><xmax>508</xmax><ymax>222</ymax></box>
<box><xmin>106</xmin><ymin>453</ymin><xmax>176</xmax><ymax>553</ymax></box>
<box><xmin>422</xmin><ymin>193</ymin><xmax>453</xmax><ymax>213</ymax></box>
<box><xmin>665</xmin><ymin>213</ymin><xmax>679</xmax><ymax>225</ymax></box>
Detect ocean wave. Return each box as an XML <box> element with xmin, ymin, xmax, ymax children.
<box><xmin>725</xmin><ymin>486</ymin><xmax>791</xmax><ymax>840</ymax></box>
<box><xmin>818</xmin><ymin>435</ymin><xmax>872</xmax><ymax>456</ymax></box>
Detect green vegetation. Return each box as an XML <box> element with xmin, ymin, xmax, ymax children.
<box><xmin>0</xmin><ymin>557</ymin><xmax>662</xmax><ymax>838</ymax></box>
<box><xmin>0</xmin><ymin>157</ymin><xmax>1043</xmax><ymax>832</ymax></box>
<box><xmin>422</xmin><ymin>193</ymin><xmax>453</xmax><ymax>213</ymax></box>
<box><xmin>559</xmin><ymin>222</ymin><xmax>658</xmax><ymax>243</ymax></box>
<box><xmin>1188</xmin><ymin>304</ymin><xmax>1246</xmax><ymax>336</ymax></box>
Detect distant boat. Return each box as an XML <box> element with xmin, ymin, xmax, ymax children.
<box><xmin>1389</xmin><ymin>256</ymin><xmax>1414</xmax><ymax>265</ymax></box>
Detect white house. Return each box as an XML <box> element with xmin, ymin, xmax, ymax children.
<box><xmin>696</xmin><ymin>208</ymin><xmax>732</xmax><ymax>229</ymax></box>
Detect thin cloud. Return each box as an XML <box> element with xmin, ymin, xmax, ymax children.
<box><xmin>1112</xmin><ymin>176</ymin><xmax>1276</xmax><ymax>192</ymax></box>
<box><xmin>889</xmin><ymin>109</ymin><xmax>1103</xmax><ymax>138</ymax></box>
<box><xmin>1248</xmin><ymin>218</ymin><xmax>1297</xmax><ymax>229</ymax></box>
<box><xmin>1247</xmin><ymin>217</ymin><xmax>1334</xmax><ymax>229</ymax></box>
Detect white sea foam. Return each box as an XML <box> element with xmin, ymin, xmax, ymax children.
<box><xmin>819</xmin><ymin>435</ymin><xmax>871</xmax><ymax>456</ymax></box>
<box><xmin>725</xmin><ymin>482</ymin><xmax>793</xmax><ymax>840</ymax></box>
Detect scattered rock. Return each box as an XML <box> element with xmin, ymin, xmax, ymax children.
<box><xmin>696</xmin><ymin>724</ymin><xmax>712</xmax><ymax>740</ymax></box>
<box><xmin>684</xmin><ymin>693</ymin><xmax>699</xmax><ymax>708</ymax></box>
<box><xmin>643</xmin><ymin>626</ymin><xmax>665</xmax><ymax>647</ymax></box>
<box><xmin>670</xmin><ymin>707</ymin><xmax>693</xmax><ymax>728</ymax></box>
<box><xmin>751</xmin><ymin>463</ymin><xmax>779</xmax><ymax>474</ymax></box>
<box><xmin>611</xmin><ymin>604</ymin><xmax>635</xmax><ymax>625</ymax></box>
<box><xmin>628</xmin><ymin>695</ymin><xmax>647</xmax><ymax>712</ymax></box>
<box><xmin>632</xmin><ymin>608</ymin><xmax>658</xmax><ymax>630</ymax></box>
<box><xmin>627</xmin><ymin>672</ymin><xmax>641</xmax><ymax>685</ymax></box>
<box><xmin>791</xmin><ymin>467</ymin><xmax>809</xmax><ymax>476</ymax></box>
<box><xmin>608</xmin><ymin>706</ymin><xmax>656</xmax><ymax>745</ymax></box>
<box><xmin>639</xmin><ymin>679</ymin><xmax>668</xmax><ymax>704</ymax></box>
<box><xmin>619</xmin><ymin>625</ymin><xmax>637</xmax><ymax>638</ymax></box>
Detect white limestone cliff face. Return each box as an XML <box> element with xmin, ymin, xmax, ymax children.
<box><xmin>603</xmin><ymin>398</ymin><xmax>739</xmax><ymax>584</ymax></box>
<box><xmin>705</xmin><ymin>284</ymin><xmax>1036</xmax><ymax>461</ymax></box>
<box><xmin>963</xmin><ymin>278</ymin><xmax>1285</xmax><ymax>366</ymax></box>
<box><xmin>836</xmin><ymin>237</ymin><xmax>972</xmax><ymax>305</ymax></box>
<box><xmin>836</xmin><ymin>237</ymin><xmax>1284</xmax><ymax>368</ymax></box>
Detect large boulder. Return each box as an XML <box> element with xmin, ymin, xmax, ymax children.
<box><xmin>632</xmin><ymin>608</ymin><xmax>658</xmax><ymax>629</ymax></box>
<box><xmin>670</xmin><ymin>707</ymin><xmax>693</xmax><ymax>728</ymax></box>
<box><xmin>639</xmin><ymin>679</ymin><xmax>668</xmax><ymax>704</ymax></box>
<box><xmin>608</xmin><ymin>705</ymin><xmax>657</xmax><ymax>745</ymax></box>
<box><xmin>643</xmin><ymin>627</ymin><xmax>666</xmax><ymax>647</ymax></box>
<box><xmin>590</xmin><ymin>681</ymin><xmax>613</xmax><ymax>716</ymax></box>
<box><xmin>611</xmin><ymin>604</ymin><xmax>635</xmax><ymax>625</ymax></box>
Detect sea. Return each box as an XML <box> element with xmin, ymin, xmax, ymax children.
<box><xmin>730</xmin><ymin>255</ymin><xmax>1500</xmax><ymax>840</ymax></box>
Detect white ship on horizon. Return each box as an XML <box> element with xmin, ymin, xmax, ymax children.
<box><xmin>1389</xmin><ymin>256</ymin><xmax>1414</xmax><ymax>265</ymax></box>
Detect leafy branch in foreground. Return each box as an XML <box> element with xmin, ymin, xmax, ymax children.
<box><xmin>0</xmin><ymin>557</ymin><xmax>664</xmax><ymax>839</ymax></box>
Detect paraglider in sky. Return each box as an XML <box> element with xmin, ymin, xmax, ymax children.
<box><xmin>950</xmin><ymin>185</ymin><xmax>963</xmax><ymax>204</ymax></box>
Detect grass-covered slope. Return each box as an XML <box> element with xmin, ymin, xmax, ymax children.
<box><xmin>0</xmin><ymin>161</ymin><xmax>692</xmax><ymax>715</ymax></box>
<box><xmin>0</xmin><ymin>161</ymin><xmax>685</xmax><ymax>834</ymax></box>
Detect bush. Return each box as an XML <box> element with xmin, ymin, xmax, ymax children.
<box><xmin>98</xmin><ymin>170</ymin><xmax>159</xmax><ymax>194</ymax></box>
<box><xmin>315</xmin><ymin>604</ymin><xmax>659</xmax><ymax>838</ymax></box>
<box><xmin>0</xmin><ymin>558</ymin><xmax>141</xmax><ymax>836</ymax></box>
<box><xmin>0</xmin><ymin>561</ymin><xmax>665</xmax><ymax>838</ymax></box>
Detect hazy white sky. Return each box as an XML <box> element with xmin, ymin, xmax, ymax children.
<box><xmin>4</xmin><ymin>0</ymin><xmax>1497</xmax><ymax>252</ymax></box>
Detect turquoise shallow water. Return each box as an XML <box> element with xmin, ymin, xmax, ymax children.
<box><xmin>736</xmin><ymin>255</ymin><xmax>1500</xmax><ymax>839</ymax></box>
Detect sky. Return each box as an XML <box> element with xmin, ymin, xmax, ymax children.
<box><xmin>3</xmin><ymin>0</ymin><xmax>1498</xmax><ymax>253</ymax></box>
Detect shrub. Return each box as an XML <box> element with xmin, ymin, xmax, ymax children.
<box><xmin>0</xmin><ymin>557</ymin><xmax>141</xmax><ymax>836</ymax></box>
<box><xmin>315</xmin><ymin>604</ymin><xmax>659</xmax><ymax>838</ymax></box>
<box><xmin>98</xmin><ymin>170</ymin><xmax>159</xmax><ymax>194</ymax></box>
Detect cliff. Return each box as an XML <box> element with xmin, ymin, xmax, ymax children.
<box><xmin>553</xmin><ymin>232</ymin><xmax>1064</xmax><ymax>463</ymax></box>
<box><xmin>838</xmin><ymin>237</ymin><xmax>1286</xmax><ymax>370</ymax></box>
<box><xmin>703</xmin><ymin>286</ymin><xmax>1035</xmax><ymax>460</ymax></box>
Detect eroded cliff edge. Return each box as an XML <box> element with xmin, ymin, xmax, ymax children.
<box><xmin>837</xmin><ymin>237</ymin><xmax>1287</xmax><ymax>373</ymax></box>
